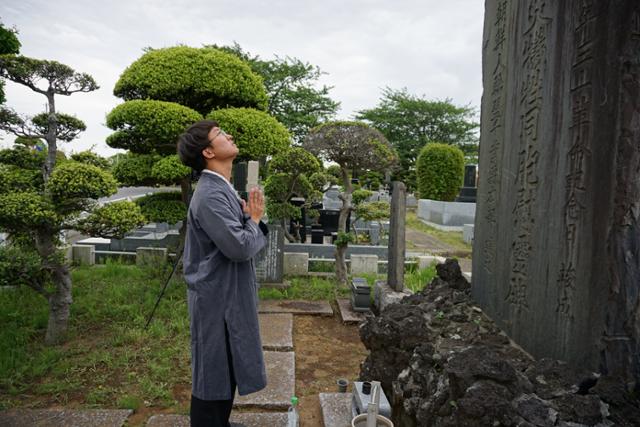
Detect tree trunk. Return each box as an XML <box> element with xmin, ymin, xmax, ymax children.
<box><xmin>282</xmin><ymin>218</ymin><xmax>296</xmax><ymax>243</ymax></box>
<box><xmin>45</xmin><ymin>263</ymin><xmax>73</xmax><ymax>345</ymax></box>
<box><xmin>43</xmin><ymin>91</ymin><xmax>57</xmax><ymax>181</ymax></box>
<box><xmin>335</xmin><ymin>244</ymin><xmax>348</xmax><ymax>287</ymax></box>
<box><xmin>335</xmin><ymin>167</ymin><xmax>353</xmax><ymax>287</ymax></box>
<box><xmin>36</xmin><ymin>229</ymin><xmax>73</xmax><ymax>345</ymax></box>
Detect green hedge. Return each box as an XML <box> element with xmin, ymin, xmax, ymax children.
<box><xmin>415</xmin><ymin>143</ymin><xmax>464</xmax><ymax>201</ymax></box>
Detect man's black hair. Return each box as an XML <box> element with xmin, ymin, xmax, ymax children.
<box><xmin>177</xmin><ymin>119</ymin><xmax>219</xmax><ymax>172</ymax></box>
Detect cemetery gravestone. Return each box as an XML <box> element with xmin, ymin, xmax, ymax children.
<box><xmin>388</xmin><ymin>182</ymin><xmax>406</xmax><ymax>292</ymax></box>
<box><xmin>255</xmin><ymin>225</ymin><xmax>284</xmax><ymax>285</ymax></box>
<box><xmin>473</xmin><ymin>0</ymin><xmax>640</xmax><ymax>388</ymax></box>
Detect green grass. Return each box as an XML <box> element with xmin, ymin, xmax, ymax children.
<box><xmin>259</xmin><ymin>276</ymin><xmax>351</xmax><ymax>300</ymax></box>
<box><xmin>0</xmin><ymin>259</ymin><xmax>190</xmax><ymax>411</ymax></box>
<box><xmin>0</xmin><ymin>258</ymin><xmax>439</xmax><ymax>411</ymax></box>
<box><xmin>405</xmin><ymin>211</ymin><xmax>472</xmax><ymax>253</ymax></box>
<box><xmin>405</xmin><ymin>264</ymin><xmax>438</xmax><ymax>293</ymax></box>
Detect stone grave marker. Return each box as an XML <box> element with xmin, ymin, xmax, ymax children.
<box><xmin>473</xmin><ymin>0</ymin><xmax>640</xmax><ymax>387</ymax></box>
<box><xmin>388</xmin><ymin>181</ymin><xmax>406</xmax><ymax>291</ymax></box>
<box><xmin>255</xmin><ymin>224</ymin><xmax>284</xmax><ymax>285</ymax></box>
<box><xmin>246</xmin><ymin>160</ymin><xmax>259</xmax><ymax>192</ymax></box>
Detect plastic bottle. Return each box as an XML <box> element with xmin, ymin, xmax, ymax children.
<box><xmin>287</xmin><ymin>396</ymin><xmax>299</xmax><ymax>427</ymax></box>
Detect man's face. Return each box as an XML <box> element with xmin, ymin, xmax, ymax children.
<box><xmin>204</xmin><ymin>126</ymin><xmax>239</xmax><ymax>161</ymax></box>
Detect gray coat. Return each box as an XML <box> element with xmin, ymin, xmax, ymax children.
<box><xmin>182</xmin><ymin>172</ymin><xmax>267</xmax><ymax>400</ymax></box>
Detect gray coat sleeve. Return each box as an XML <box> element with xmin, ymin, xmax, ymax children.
<box><xmin>197</xmin><ymin>193</ymin><xmax>266</xmax><ymax>262</ymax></box>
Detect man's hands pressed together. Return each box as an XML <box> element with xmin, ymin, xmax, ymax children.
<box><xmin>242</xmin><ymin>187</ymin><xmax>265</xmax><ymax>224</ymax></box>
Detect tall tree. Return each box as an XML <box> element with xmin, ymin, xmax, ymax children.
<box><xmin>0</xmin><ymin>54</ymin><xmax>145</xmax><ymax>344</ymax></box>
<box><xmin>213</xmin><ymin>43</ymin><xmax>340</xmax><ymax>143</ymax></box>
<box><xmin>304</xmin><ymin>121</ymin><xmax>398</xmax><ymax>286</ymax></box>
<box><xmin>356</xmin><ymin>87</ymin><xmax>479</xmax><ymax>190</ymax></box>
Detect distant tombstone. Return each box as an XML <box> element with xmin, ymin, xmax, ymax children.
<box><xmin>456</xmin><ymin>164</ymin><xmax>478</xmax><ymax>203</ymax></box>
<box><xmin>323</xmin><ymin>186</ymin><xmax>343</xmax><ymax>210</ymax></box>
<box><xmin>255</xmin><ymin>224</ymin><xmax>284</xmax><ymax>285</ymax></box>
<box><xmin>318</xmin><ymin>209</ymin><xmax>350</xmax><ymax>236</ymax></box>
<box><xmin>387</xmin><ymin>181</ymin><xmax>406</xmax><ymax>291</ymax></box>
<box><xmin>246</xmin><ymin>160</ymin><xmax>259</xmax><ymax>192</ymax></box>
<box><xmin>369</xmin><ymin>223</ymin><xmax>381</xmax><ymax>246</ymax></box>
<box><xmin>233</xmin><ymin>161</ymin><xmax>248</xmax><ymax>198</ymax></box>
<box><xmin>473</xmin><ymin>0</ymin><xmax>640</xmax><ymax>387</ymax></box>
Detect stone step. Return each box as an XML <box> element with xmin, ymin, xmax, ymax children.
<box><xmin>0</xmin><ymin>409</ymin><xmax>132</xmax><ymax>427</ymax></box>
<box><xmin>336</xmin><ymin>298</ymin><xmax>368</xmax><ymax>324</ymax></box>
<box><xmin>146</xmin><ymin>412</ymin><xmax>288</xmax><ymax>427</ymax></box>
<box><xmin>259</xmin><ymin>313</ymin><xmax>293</xmax><ymax>351</ymax></box>
<box><xmin>259</xmin><ymin>299</ymin><xmax>333</xmax><ymax>316</ymax></box>
<box><xmin>234</xmin><ymin>351</ymin><xmax>295</xmax><ymax>410</ymax></box>
<box><xmin>319</xmin><ymin>393</ymin><xmax>353</xmax><ymax>427</ymax></box>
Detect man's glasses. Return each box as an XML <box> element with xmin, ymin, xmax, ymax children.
<box><xmin>209</xmin><ymin>128</ymin><xmax>228</xmax><ymax>144</ymax></box>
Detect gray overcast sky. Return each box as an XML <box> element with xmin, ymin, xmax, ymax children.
<box><xmin>0</xmin><ymin>0</ymin><xmax>484</xmax><ymax>157</ymax></box>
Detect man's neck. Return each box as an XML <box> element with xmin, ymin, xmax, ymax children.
<box><xmin>205</xmin><ymin>162</ymin><xmax>232</xmax><ymax>181</ymax></box>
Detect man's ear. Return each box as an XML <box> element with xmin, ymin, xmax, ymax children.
<box><xmin>202</xmin><ymin>146</ymin><xmax>215</xmax><ymax>159</ymax></box>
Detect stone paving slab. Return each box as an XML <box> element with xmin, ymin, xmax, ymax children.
<box><xmin>234</xmin><ymin>351</ymin><xmax>295</xmax><ymax>409</ymax></box>
<box><xmin>320</xmin><ymin>393</ymin><xmax>353</xmax><ymax>427</ymax></box>
<box><xmin>336</xmin><ymin>298</ymin><xmax>367</xmax><ymax>323</ymax></box>
<box><xmin>259</xmin><ymin>313</ymin><xmax>293</xmax><ymax>351</ymax></box>
<box><xmin>0</xmin><ymin>409</ymin><xmax>132</xmax><ymax>427</ymax></box>
<box><xmin>259</xmin><ymin>299</ymin><xmax>333</xmax><ymax>316</ymax></box>
<box><xmin>146</xmin><ymin>412</ymin><xmax>288</xmax><ymax>427</ymax></box>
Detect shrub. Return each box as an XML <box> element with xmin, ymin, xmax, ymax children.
<box><xmin>136</xmin><ymin>192</ymin><xmax>186</xmax><ymax>225</ymax></box>
<box><xmin>416</xmin><ymin>143</ymin><xmax>464</xmax><ymax>201</ymax></box>
<box><xmin>113</xmin><ymin>46</ymin><xmax>268</xmax><ymax>115</ymax></box>
<box><xmin>206</xmin><ymin>107</ymin><xmax>291</xmax><ymax>161</ymax></box>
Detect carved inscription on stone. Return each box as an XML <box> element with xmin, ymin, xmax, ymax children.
<box><xmin>507</xmin><ymin>0</ymin><xmax>550</xmax><ymax>310</ymax></box>
<box><xmin>482</xmin><ymin>0</ymin><xmax>509</xmax><ymax>275</ymax></box>
<box><xmin>557</xmin><ymin>0</ymin><xmax>595</xmax><ymax>319</ymax></box>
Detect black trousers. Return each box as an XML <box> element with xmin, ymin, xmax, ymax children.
<box><xmin>190</xmin><ymin>326</ymin><xmax>237</xmax><ymax>427</ymax></box>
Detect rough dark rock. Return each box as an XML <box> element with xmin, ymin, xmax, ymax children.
<box><xmin>358</xmin><ymin>259</ymin><xmax>639</xmax><ymax>426</ymax></box>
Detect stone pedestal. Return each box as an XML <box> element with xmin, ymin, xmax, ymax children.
<box><xmin>136</xmin><ymin>247</ymin><xmax>167</xmax><ymax>266</ymax></box>
<box><xmin>374</xmin><ymin>281</ymin><xmax>412</xmax><ymax>313</ymax></box>
<box><xmin>283</xmin><ymin>252</ymin><xmax>308</xmax><ymax>276</ymax></box>
<box><xmin>473</xmin><ymin>0</ymin><xmax>640</xmax><ymax>387</ymax></box>
<box><xmin>350</xmin><ymin>254</ymin><xmax>378</xmax><ymax>275</ymax></box>
<box><xmin>72</xmin><ymin>244</ymin><xmax>95</xmax><ymax>266</ymax></box>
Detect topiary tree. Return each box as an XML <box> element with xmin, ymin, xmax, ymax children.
<box><xmin>263</xmin><ymin>147</ymin><xmax>324</xmax><ymax>242</ymax></box>
<box><xmin>109</xmin><ymin>46</ymin><xmax>275</xmax><ymax>228</ymax></box>
<box><xmin>70</xmin><ymin>150</ymin><xmax>110</xmax><ymax>170</ymax></box>
<box><xmin>0</xmin><ymin>52</ymin><xmax>145</xmax><ymax>344</ymax></box>
<box><xmin>304</xmin><ymin>121</ymin><xmax>398</xmax><ymax>286</ymax></box>
<box><xmin>114</xmin><ymin>46</ymin><xmax>268</xmax><ymax>115</ymax></box>
<box><xmin>415</xmin><ymin>142</ymin><xmax>465</xmax><ymax>201</ymax></box>
<box><xmin>206</xmin><ymin>107</ymin><xmax>291</xmax><ymax>162</ymax></box>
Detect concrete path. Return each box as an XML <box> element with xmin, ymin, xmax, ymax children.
<box><xmin>336</xmin><ymin>298</ymin><xmax>367</xmax><ymax>323</ymax></box>
<box><xmin>259</xmin><ymin>313</ymin><xmax>293</xmax><ymax>351</ymax></box>
<box><xmin>320</xmin><ymin>393</ymin><xmax>353</xmax><ymax>427</ymax></box>
<box><xmin>0</xmin><ymin>409</ymin><xmax>132</xmax><ymax>427</ymax></box>
<box><xmin>234</xmin><ymin>351</ymin><xmax>295</xmax><ymax>410</ymax></box>
<box><xmin>259</xmin><ymin>299</ymin><xmax>333</xmax><ymax>316</ymax></box>
<box><xmin>146</xmin><ymin>412</ymin><xmax>288</xmax><ymax>427</ymax></box>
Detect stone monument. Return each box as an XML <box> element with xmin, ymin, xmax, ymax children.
<box><xmin>473</xmin><ymin>0</ymin><xmax>640</xmax><ymax>388</ymax></box>
<box><xmin>255</xmin><ymin>224</ymin><xmax>284</xmax><ymax>286</ymax></box>
<box><xmin>388</xmin><ymin>181</ymin><xmax>406</xmax><ymax>292</ymax></box>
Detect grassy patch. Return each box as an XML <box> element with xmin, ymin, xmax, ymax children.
<box><xmin>405</xmin><ymin>265</ymin><xmax>438</xmax><ymax>293</ymax></box>
<box><xmin>0</xmin><ymin>260</ymin><xmax>189</xmax><ymax>411</ymax></box>
<box><xmin>259</xmin><ymin>276</ymin><xmax>351</xmax><ymax>300</ymax></box>
<box><xmin>405</xmin><ymin>211</ymin><xmax>472</xmax><ymax>252</ymax></box>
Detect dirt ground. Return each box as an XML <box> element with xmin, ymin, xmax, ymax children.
<box><xmin>294</xmin><ymin>312</ymin><xmax>368</xmax><ymax>427</ymax></box>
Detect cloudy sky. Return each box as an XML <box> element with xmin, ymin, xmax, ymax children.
<box><xmin>1</xmin><ymin>0</ymin><xmax>485</xmax><ymax>157</ymax></box>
